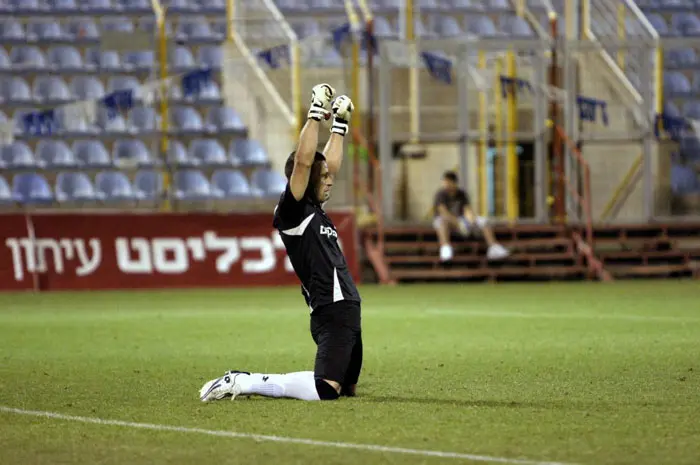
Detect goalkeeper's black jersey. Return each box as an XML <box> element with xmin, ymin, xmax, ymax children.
<box><xmin>272</xmin><ymin>183</ymin><xmax>361</xmax><ymax>312</ymax></box>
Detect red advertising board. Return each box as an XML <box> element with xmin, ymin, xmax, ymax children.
<box><xmin>0</xmin><ymin>211</ymin><xmax>359</xmax><ymax>291</ymax></box>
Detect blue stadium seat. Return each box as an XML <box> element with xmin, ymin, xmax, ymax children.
<box><xmin>32</xmin><ymin>76</ymin><xmax>72</xmax><ymax>103</ymax></box>
<box><xmin>645</xmin><ymin>13</ymin><xmax>673</xmax><ymax>36</ymax></box>
<box><xmin>2</xmin><ymin>76</ymin><xmax>32</xmax><ymax>103</ymax></box>
<box><xmin>693</xmin><ymin>71</ymin><xmax>700</xmax><ymax>93</ymax></box>
<box><xmin>97</xmin><ymin>107</ymin><xmax>128</xmax><ymax>133</ymax></box>
<box><xmin>2</xmin><ymin>142</ymin><xmax>37</xmax><ymax>168</ymax></box>
<box><xmin>73</xmin><ymin>140</ymin><xmax>112</xmax><ymax>167</ymax></box>
<box><xmin>102</xmin><ymin>17</ymin><xmax>135</xmax><ymax>33</ymax></box>
<box><xmin>466</xmin><ymin>16</ymin><xmax>501</xmax><ymax>37</ymax></box>
<box><xmin>206</xmin><ymin>107</ymin><xmax>245</xmax><ymax>132</ymax></box>
<box><xmin>671</xmin><ymin>163</ymin><xmax>700</xmax><ymax>194</ymax></box>
<box><xmin>211</xmin><ymin>170</ymin><xmax>252</xmax><ymax>197</ymax></box>
<box><xmin>231</xmin><ymin>139</ymin><xmax>269</xmax><ymax>165</ymax></box>
<box><xmin>451</xmin><ymin>0</ymin><xmax>483</xmax><ymax>9</ymax></box>
<box><xmin>177</xmin><ymin>17</ymin><xmax>220</xmax><ymax>42</ymax></box>
<box><xmin>119</xmin><ymin>0</ymin><xmax>151</xmax><ymax>12</ymax></box>
<box><xmin>251</xmin><ymin>168</ymin><xmax>286</xmax><ymax>197</ymax></box>
<box><xmin>680</xmin><ymin>136</ymin><xmax>700</xmax><ymax>162</ymax></box>
<box><xmin>666</xmin><ymin>47</ymin><xmax>697</xmax><ymax>67</ymax></box>
<box><xmin>292</xmin><ymin>19</ymin><xmax>321</xmax><ymax>39</ymax></box>
<box><xmin>53</xmin><ymin>0</ymin><xmax>78</xmax><ymax>11</ymax></box>
<box><xmin>95</xmin><ymin>171</ymin><xmax>135</xmax><ymax>200</ymax></box>
<box><xmin>167</xmin><ymin>140</ymin><xmax>197</xmax><ymax>166</ymax></box>
<box><xmin>107</xmin><ymin>76</ymin><xmax>141</xmax><ymax>94</ymax></box>
<box><xmin>371</xmin><ymin>16</ymin><xmax>395</xmax><ymax>38</ymax></box>
<box><xmin>13</xmin><ymin>0</ymin><xmax>44</xmax><ymax>12</ymax></box>
<box><xmin>664</xmin><ymin>101</ymin><xmax>682</xmax><ymax>117</ymax></box>
<box><xmin>664</xmin><ymin>71</ymin><xmax>692</xmax><ymax>96</ymax></box>
<box><xmin>170</xmin><ymin>46</ymin><xmax>196</xmax><ymax>71</ymax></box>
<box><xmin>436</xmin><ymin>16</ymin><xmax>464</xmax><ymax>37</ymax></box>
<box><xmin>127</xmin><ymin>106</ymin><xmax>159</xmax><ymax>133</ymax></box>
<box><xmin>174</xmin><ymin>169</ymin><xmax>214</xmax><ymax>199</ymax></box>
<box><xmin>1</xmin><ymin>19</ymin><xmax>25</xmax><ymax>41</ymax></box>
<box><xmin>98</xmin><ymin>50</ymin><xmax>123</xmax><ymax>71</ymax></box>
<box><xmin>113</xmin><ymin>139</ymin><xmax>154</xmax><ymax>166</ymax></box>
<box><xmin>70</xmin><ymin>76</ymin><xmax>105</xmax><ymax>100</ymax></box>
<box><xmin>47</xmin><ymin>46</ymin><xmax>84</xmax><ymax>72</ymax></box>
<box><xmin>0</xmin><ymin>48</ymin><xmax>10</xmax><ymax>69</ymax></box>
<box><xmin>200</xmin><ymin>0</ymin><xmax>225</xmax><ymax>13</ymax></box>
<box><xmin>416</xmin><ymin>0</ymin><xmax>440</xmax><ymax>11</ymax></box>
<box><xmin>501</xmin><ymin>15</ymin><xmax>534</xmax><ymax>37</ymax></box>
<box><xmin>12</xmin><ymin>173</ymin><xmax>54</xmax><ymax>203</ymax></box>
<box><xmin>134</xmin><ymin>170</ymin><xmax>163</xmax><ymax>199</ymax></box>
<box><xmin>683</xmin><ymin>100</ymin><xmax>700</xmax><ymax>118</ymax></box>
<box><xmin>488</xmin><ymin>0</ymin><xmax>511</xmax><ymax>9</ymax></box>
<box><xmin>10</xmin><ymin>46</ymin><xmax>47</xmax><ymax>70</ymax></box>
<box><xmin>275</xmin><ymin>0</ymin><xmax>307</xmax><ymax>12</ymax></box>
<box><xmin>138</xmin><ymin>16</ymin><xmax>173</xmax><ymax>34</ymax></box>
<box><xmin>198</xmin><ymin>46</ymin><xmax>223</xmax><ymax>69</ymax></box>
<box><xmin>85</xmin><ymin>0</ymin><xmax>114</xmax><ymax>10</ymax></box>
<box><xmin>26</xmin><ymin>19</ymin><xmax>66</xmax><ymax>41</ymax></box>
<box><xmin>171</xmin><ymin>106</ymin><xmax>204</xmax><ymax>131</ymax></box>
<box><xmin>189</xmin><ymin>139</ymin><xmax>229</xmax><ymax>166</ymax></box>
<box><xmin>124</xmin><ymin>50</ymin><xmax>155</xmax><ymax>71</ymax></box>
<box><xmin>0</xmin><ymin>175</ymin><xmax>21</xmax><ymax>203</ymax></box>
<box><xmin>36</xmin><ymin>140</ymin><xmax>78</xmax><ymax>167</ymax></box>
<box><xmin>56</xmin><ymin>172</ymin><xmax>97</xmax><ymax>202</ymax></box>
<box><xmin>67</xmin><ymin>18</ymin><xmax>100</xmax><ymax>41</ymax></box>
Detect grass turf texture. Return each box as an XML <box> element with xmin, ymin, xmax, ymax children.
<box><xmin>0</xmin><ymin>281</ymin><xmax>699</xmax><ymax>465</ymax></box>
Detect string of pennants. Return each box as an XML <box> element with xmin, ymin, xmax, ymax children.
<box><xmin>0</xmin><ymin>67</ymin><xmax>214</xmax><ymax>145</ymax></box>
<box><xmin>255</xmin><ymin>22</ymin><xmax>698</xmax><ymax>141</ymax></box>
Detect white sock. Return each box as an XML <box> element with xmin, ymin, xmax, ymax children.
<box><xmin>236</xmin><ymin>371</ymin><xmax>320</xmax><ymax>401</ymax></box>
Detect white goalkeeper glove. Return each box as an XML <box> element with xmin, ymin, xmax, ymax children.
<box><xmin>307</xmin><ymin>83</ymin><xmax>335</xmax><ymax>121</ymax></box>
<box><xmin>331</xmin><ymin>95</ymin><xmax>354</xmax><ymax>137</ymax></box>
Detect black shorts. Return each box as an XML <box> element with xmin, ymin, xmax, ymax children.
<box><xmin>310</xmin><ymin>300</ymin><xmax>362</xmax><ymax>387</ymax></box>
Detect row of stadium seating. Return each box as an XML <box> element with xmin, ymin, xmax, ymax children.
<box><xmin>0</xmin><ymin>168</ymin><xmax>286</xmax><ymax>203</ymax></box>
<box><xmin>0</xmin><ymin>45</ymin><xmax>223</xmax><ymax>71</ymax></box>
<box><xmin>1</xmin><ymin>139</ymin><xmax>269</xmax><ymax>168</ymax></box>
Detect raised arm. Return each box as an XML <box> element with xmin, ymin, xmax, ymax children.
<box><xmin>323</xmin><ymin>95</ymin><xmax>354</xmax><ymax>176</ymax></box>
<box><xmin>289</xmin><ymin>83</ymin><xmax>335</xmax><ymax>201</ymax></box>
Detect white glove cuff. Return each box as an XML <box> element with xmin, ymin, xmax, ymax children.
<box><xmin>331</xmin><ymin>118</ymin><xmax>349</xmax><ymax>136</ymax></box>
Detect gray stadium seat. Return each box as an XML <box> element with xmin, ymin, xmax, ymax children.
<box><xmin>466</xmin><ymin>16</ymin><xmax>502</xmax><ymax>37</ymax></box>
<box><xmin>123</xmin><ymin>50</ymin><xmax>155</xmax><ymax>71</ymax></box>
<box><xmin>102</xmin><ymin>17</ymin><xmax>135</xmax><ymax>33</ymax></box>
<box><xmin>666</xmin><ymin>47</ymin><xmax>697</xmax><ymax>67</ymax></box>
<box><xmin>26</xmin><ymin>19</ymin><xmax>66</xmax><ymax>41</ymax></box>
<box><xmin>67</xmin><ymin>18</ymin><xmax>100</xmax><ymax>40</ymax></box>
<box><xmin>437</xmin><ymin>16</ymin><xmax>464</xmax><ymax>37</ymax></box>
<box><xmin>2</xmin><ymin>142</ymin><xmax>37</xmax><ymax>168</ymax></box>
<box><xmin>189</xmin><ymin>139</ymin><xmax>229</xmax><ymax>166</ymax></box>
<box><xmin>501</xmin><ymin>15</ymin><xmax>534</xmax><ymax>37</ymax></box>
<box><xmin>174</xmin><ymin>169</ymin><xmax>214</xmax><ymax>199</ymax></box>
<box><xmin>10</xmin><ymin>46</ymin><xmax>47</xmax><ymax>70</ymax></box>
<box><xmin>113</xmin><ymin>139</ymin><xmax>154</xmax><ymax>166</ymax></box>
<box><xmin>167</xmin><ymin>140</ymin><xmax>197</xmax><ymax>166</ymax></box>
<box><xmin>47</xmin><ymin>46</ymin><xmax>84</xmax><ymax>71</ymax></box>
<box><xmin>73</xmin><ymin>140</ymin><xmax>112</xmax><ymax>167</ymax></box>
<box><xmin>55</xmin><ymin>172</ymin><xmax>97</xmax><ymax>202</ymax></box>
<box><xmin>2</xmin><ymin>76</ymin><xmax>32</xmax><ymax>103</ymax></box>
<box><xmin>95</xmin><ymin>171</ymin><xmax>135</xmax><ymax>200</ymax></box>
<box><xmin>107</xmin><ymin>76</ymin><xmax>141</xmax><ymax>93</ymax></box>
<box><xmin>0</xmin><ymin>175</ymin><xmax>21</xmax><ymax>203</ymax></box>
<box><xmin>53</xmin><ymin>0</ymin><xmax>78</xmax><ymax>11</ymax></box>
<box><xmin>32</xmin><ymin>76</ymin><xmax>72</xmax><ymax>103</ymax></box>
<box><xmin>12</xmin><ymin>173</ymin><xmax>54</xmax><ymax>203</ymax></box>
<box><xmin>664</xmin><ymin>71</ymin><xmax>692</xmax><ymax>96</ymax></box>
<box><xmin>171</xmin><ymin>106</ymin><xmax>204</xmax><ymax>131</ymax></box>
<box><xmin>127</xmin><ymin>106</ymin><xmax>159</xmax><ymax>133</ymax></box>
<box><xmin>70</xmin><ymin>76</ymin><xmax>105</xmax><ymax>100</ymax></box>
<box><xmin>97</xmin><ymin>107</ymin><xmax>128</xmax><ymax>133</ymax></box>
<box><xmin>251</xmin><ymin>168</ymin><xmax>286</xmax><ymax>196</ymax></box>
<box><xmin>206</xmin><ymin>106</ymin><xmax>246</xmax><ymax>132</ymax></box>
<box><xmin>0</xmin><ymin>48</ymin><xmax>10</xmax><ymax>69</ymax></box>
<box><xmin>683</xmin><ymin>101</ymin><xmax>700</xmax><ymax>119</ymax></box>
<box><xmin>231</xmin><ymin>139</ymin><xmax>269</xmax><ymax>165</ymax></box>
<box><xmin>211</xmin><ymin>169</ymin><xmax>252</xmax><ymax>197</ymax></box>
<box><xmin>134</xmin><ymin>170</ymin><xmax>163</xmax><ymax>199</ymax></box>
<box><xmin>171</xmin><ymin>46</ymin><xmax>196</xmax><ymax>70</ymax></box>
<box><xmin>198</xmin><ymin>46</ymin><xmax>223</xmax><ymax>69</ymax></box>
<box><xmin>1</xmin><ymin>19</ymin><xmax>25</xmax><ymax>40</ymax></box>
<box><xmin>36</xmin><ymin>140</ymin><xmax>78</xmax><ymax>167</ymax></box>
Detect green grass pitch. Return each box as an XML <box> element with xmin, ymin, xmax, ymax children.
<box><xmin>1</xmin><ymin>281</ymin><xmax>699</xmax><ymax>465</ymax></box>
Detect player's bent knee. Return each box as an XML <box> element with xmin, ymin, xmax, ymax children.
<box><xmin>315</xmin><ymin>378</ymin><xmax>340</xmax><ymax>400</ymax></box>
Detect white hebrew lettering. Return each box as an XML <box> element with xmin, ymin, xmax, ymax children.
<box><xmin>115</xmin><ymin>237</ymin><xmax>153</xmax><ymax>273</ymax></box>
<box><xmin>151</xmin><ymin>238</ymin><xmax>189</xmax><ymax>274</ymax></box>
<box><xmin>36</xmin><ymin>239</ymin><xmax>63</xmax><ymax>273</ymax></box>
<box><xmin>186</xmin><ymin>237</ymin><xmax>206</xmax><ymax>261</ymax></box>
<box><xmin>203</xmin><ymin>231</ymin><xmax>240</xmax><ymax>273</ymax></box>
<box><xmin>240</xmin><ymin>237</ymin><xmax>275</xmax><ymax>273</ymax></box>
<box><xmin>74</xmin><ymin>239</ymin><xmax>101</xmax><ymax>276</ymax></box>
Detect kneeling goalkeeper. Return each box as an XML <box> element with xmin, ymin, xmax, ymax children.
<box><xmin>199</xmin><ymin>83</ymin><xmax>362</xmax><ymax>402</ymax></box>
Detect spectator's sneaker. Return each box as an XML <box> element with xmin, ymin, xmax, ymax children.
<box><xmin>487</xmin><ymin>244</ymin><xmax>510</xmax><ymax>261</ymax></box>
<box><xmin>439</xmin><ymin>244</ymin><xmax>454</xmax><ymax>262</ymax></box>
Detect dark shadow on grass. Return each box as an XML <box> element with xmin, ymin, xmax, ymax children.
<box><xmin>359</xmin><ymin>395</ymin><xmax>671</xmax><ymax>411</ymax></box>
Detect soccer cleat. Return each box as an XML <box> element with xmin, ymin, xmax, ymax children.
<box><xmin>199</xmin><ymin>370</ymin><xmax>249</xmax><ymax>402</ymax></box>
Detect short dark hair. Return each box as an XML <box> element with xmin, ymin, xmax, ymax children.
<box><xmin>284</xmin><ymin>151</ymin><xmax>327</xmax><ymax>201</ymax></box>
<box><xmin>443</xmin><ymin>171</ymin><xmax>458</xmax><ymax>183</ymax></box>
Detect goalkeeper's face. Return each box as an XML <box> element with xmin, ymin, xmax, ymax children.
<box><xmin>314</xmin><ymin>161</ymin><xmax>333</xmax><ymax>203</ymax></box>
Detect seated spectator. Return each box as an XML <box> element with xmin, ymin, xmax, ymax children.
<box><xmin>432</xmin><ymin>171</ymin><xmax>510</xmax><ymax>262</ymax></box>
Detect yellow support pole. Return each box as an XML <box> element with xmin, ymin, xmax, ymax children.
<box><xmin>505</xmin><ymin>51</ymin><xmax>519</xmax><ymax>221</ymax></box>
<box><xmin>581</xmin><ymin>0</ymin><xmax>590</xmax><ymax>38</ymax></box>
<box><xmin>226</xmin><ymin>0</ymin><xmax>233</xmax><ymax>39</ymax></box>
<box><xmin>291</xmin><ymin>42</ymin><xmax>302</xmax><ymax>135</ymax></box>
<box><xmin>406</xmin><ymin>0</ymin><xmax>418</xmax><ymax>143</ymax></box>
<box><xmin>494</xmin><ymin>57</ymin><xmax>503</xmax><ymax>216</ymax></box>
<box><xmin>157</xmin><ymin>9</ymin><xmax>170</xmax><ymax>211</ymax></box>
<box><xmin>478</xmin><ymin>51</ymin><xmax>488</xmax><ymax>216</ymax></box>
<box><xmin>617</xmin><ymin>4</ymin><xmax>626</xmax><ymax>70</ymax></box>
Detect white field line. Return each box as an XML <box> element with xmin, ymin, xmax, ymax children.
<box><xmin>0</xmin><ymin>406</ymin><xmax>577</xmax><ymax>465</ymax></box>
<box><xmin>424</xmin><ymin>309</ymin><xmax>700</xmax><ymax>323</ymax></box>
